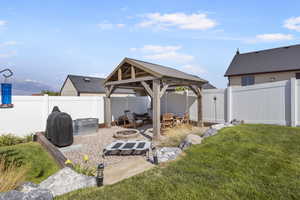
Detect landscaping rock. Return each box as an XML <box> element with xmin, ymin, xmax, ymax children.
<box><xmin>231</xmin><ymin>119</ymin><xmax>244</xmax><ymax>125</ymax></box>
<box><xmin>155</xmin><ymin>147</ymin><xmax>182</xmax><ymax>163</ymax></box>
<box><xmin>211</xmin><ymin>123</ymin><xmax>227</xmax><ymax>130</ymax></box>
<box><xmin>202</xmin><ymin>128</ymin><xmax>218</xmax><ymax>138</ymax></box>
<box><xmin>179</xmin><ymin>134</ymin><xmax>203</xmax><ymax>150</ymax></box>
<box><xmin>39</xmin><ymin>167</ymin><xmax>96</xmax><ymax>197</ymax></box>
<box><xmin>16</xmin><ymin>182</ymin><xmax>39</xmax><ymax>193</ymax></box>
<box><xmin>0</xmin><ymin>190</ymin><xmax>24</xmax><ymax>200</ymax></box>
<box><xmin>0</xmin><ymin>188</ymin><xmax>53</xmax><ymax>200</ymax></box>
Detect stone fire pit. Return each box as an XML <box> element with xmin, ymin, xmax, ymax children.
<box><xmin>113</xmin><ymin>129</ymin><xmax>140</xmax><ymax>139</ymax></box>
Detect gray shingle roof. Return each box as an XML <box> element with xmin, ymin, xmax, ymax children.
<box><xmin>225</xmin><ymin>44</ymin><xmax>300</xmax><ymax>76</ymax></box>
<box><xmin>127</xmin><ymin>58</ymin><xmax>207</xmax><ymax>83</ymax></box>
<box><xmin>67</xmin><ymin>75</ymin><xmax>135</xmax><ymax>94</ymax></box>
<box><xmin>202</xmin><ymin>82</ymin><xmax>216</xmax><ymax>89</ymax></box>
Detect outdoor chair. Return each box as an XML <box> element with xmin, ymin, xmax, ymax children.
<box><xmin>123</xmin><ymin>110</ymin><xmax>143</xmax><ymax>128</ymax></box>
<box><xmin>133</xmin><ymin>112</ymin><xmax>152</xmax><ymax>124</ymax></box>
<box><xmin>161</xmin><ymin>113</ymin><xmax>175</xmax><ymax>129</ymax></box>
<box><xmin>182</xmin><ymin>112</ymin><xmax>189</xmax><ymax>124</ymax></box>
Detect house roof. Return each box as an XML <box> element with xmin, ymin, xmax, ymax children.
<box><xmin>202</xmin><ymin>82</ymin><xmax>216</xmax><ymax>89</ymax></box>
<box><xmin>105</xmin><ymin>58</ymin><xmax>208</xmax><ymax>84</ymax></box>
<box><xmin>225</xmin><ymin>44</ymin><xmax>300</xmax><ymax>77</ymax></box>
<box><xmin>66</xmin><ymin>75</ymin><xmax>135</xmax><ymax>94</ymax></box>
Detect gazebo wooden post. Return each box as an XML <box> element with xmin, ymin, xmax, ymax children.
<box><xmin>189</xmin><ymin>85</ymin><xmax>203</xmax><ymax>127</ymax></box>
<box><xmin>105</xmin><ymin>85</ymin><xmax>115</xmax><ymax>128</ymax></box>
<box><xmin>152</xmin><ymin>79</ymin><xmax>161</xmax><ymax>140</ymax></box>
<box><xmin>196</xmin><ymin>87</ymin><xmax>203</xmax><ymax>127</ymax></box>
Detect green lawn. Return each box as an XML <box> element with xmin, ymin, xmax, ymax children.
<box><xmin>0</xmin><ymin>142</ymin><xmax>60</xmax><ymax>183</ymax></box>
<box><xmin>57</xmin><ymin>124</ymin><xmax>300</xmax><ymax>200</ymax></box>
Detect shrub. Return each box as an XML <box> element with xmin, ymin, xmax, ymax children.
<box><xmin>0</xmin><ymin>134</ymin><xmax>33</xmax><ymax>147</ymax></box>
<box><xmin>65</xmin><ymin>155</ymin><xmax>96</xmax><ymax>176</ymax></box>
<box><xmin>0</xmin><ymin>156</ymin><xmax>27</xmax><ymax>192</ymax></box>
<box><xmin>73</xmin><ymin>164</ymin><xmax>96</xmax><ymax>176</ymax></box>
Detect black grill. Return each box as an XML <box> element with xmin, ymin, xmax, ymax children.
<box><xmin>45</xmin><ymin>106</ymin><xmax>73</xmax><ymax>147</ymax></box>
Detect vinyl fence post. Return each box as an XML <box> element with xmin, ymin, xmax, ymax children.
<box><xmin>226</xmin><ymin>86</ymin><xmax>232</xmax><ymax>123</ymax></box>
<box><xmin>291</xmin><ymin>77</ymin><xmax>297</xmax><ymax>127</ymax></box>
<box><xmin>43</xmin><ymin>94</ymin><xmax>49</xmax><ymax>129</ymax></box>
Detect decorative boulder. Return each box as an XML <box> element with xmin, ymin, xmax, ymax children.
<box><xmin>202</xmin><ymin>128</ymin><xmax>218</xmax><ymax>138</ymax></box>
<box><xmin>154</xmin><ymin>147</ymin><xmax>182</xmax><ymax>163</ymax></box>
<box><xmin>211</xmin><ymin>123</ymin><xmax>227</xmax><ymax>130</ymax></box>
<box><xmin>0</xmin><ymin>185</ymin><xmax>53</xmax><ymax>200</ymax></box>
<box><xmin>179</xmin><ymin>134</ymin><xmax>203</xmax><ymax>150</ymax></box>
<box><xmin>16</xmin><ymin>182</ymin><xmax>39</xmax><ymax>193</ymax></box>
<box><xmin>39</xmin><ymin>167</ymin><xmax>96</xmax><ymax>197</ymax></box>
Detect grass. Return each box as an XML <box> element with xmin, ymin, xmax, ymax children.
<box><xmin>57</xmin><ymin>124</ymin><xmax>300</xmax><ymax>200</ymax></box>
<box><xmin>0</xmin><ymin>142</ymin><xmax>60</xmax><ymax>184</ymax></box>
<box><xmin>0</xmin><ymin>156</ymin><xmax>27</xmax><ymax>192</ymax></box>
<box><xmin>0</xmin><ymin>133</ymin><xmax>33</xmax><ymax>147</ymax></box>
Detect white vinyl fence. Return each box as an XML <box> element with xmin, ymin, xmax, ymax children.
<box><xmin>1</xmin><ymin>78</ymin><xmax>299</xmax><ymax>136</ymax></box>
<box><xmin>0</xmin><ymin>95</ymin><xmax>149</xmax><ymax>136</ymax></box>
<box><xmin>162</xmin><ymin>78</ymin><xmax>299</xmax><ymax>127</ymax></box>
<box><xmin>110</xmin><ymin>96</ymin><xmax>150</xmax><ymax>121</ymax></box>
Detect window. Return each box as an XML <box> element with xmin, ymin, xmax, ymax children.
<box><xmin>296</xmin><ymin>73</ymin><xmax>300</xmax><ymax>79</ymax></box>
<box><xmin>241</xmin><ymin>75</ymin><xmax>254</xmax><ymax>86</ymax></box>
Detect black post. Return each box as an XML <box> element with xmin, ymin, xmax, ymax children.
<box><xmin>96</xmin><ymin>163</ymin><xmax>104</xmax><ymax>187</ymax></box>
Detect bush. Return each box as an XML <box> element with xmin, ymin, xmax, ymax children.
<box><xmin>73</xmin><ymin>164</ymin><xmax>96</xmax><ymax>176</ymax></box>
<box><xmin>0</xmin><ymin>134</ymin><xmax>33</xmax><ymax>147</ymax></box>
<box><xmin>0</xmin><ymin>156</ymin><xmax>28</xmax><ymax>192</ymax></box>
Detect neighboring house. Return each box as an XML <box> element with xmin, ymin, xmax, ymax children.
<box><xmin>202</xmin><ymin>82</ymin><xmax>216</xmax><ymax>89</ymax></box>
<box><xmin>225</xmin><ymin>44</ymin><xmax>300</xmax><ymax>86</ymax></box>
<box><xmin>60</xmin><ymin>75</ymin><xmax>135</xmax><ymax>96</ymax></box>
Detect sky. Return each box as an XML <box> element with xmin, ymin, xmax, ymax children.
<box><xmin>1</xmin><ymin>0</ymin><xmax>300</xmax><ymax>89</ymax></box>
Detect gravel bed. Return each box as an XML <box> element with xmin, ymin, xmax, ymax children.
<box><xmin>61</xmin><ymin>126</ymin><xmax>151</xmax><ymax>168</ymax></box>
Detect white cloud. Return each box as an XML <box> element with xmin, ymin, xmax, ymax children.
<box><xmin>284</xmin><ymin>17</ymin><xmax>300</xmax><ymax>32</ymax></box>
<box><xmin>136</xmin><ymin>45</ymin><xmax>181</xmax><ymax>53</ymax></box>
<box><xmin>97</xmin><ymin>22</ymin><xmax>125</xmax><ymax>30</ymax></box>
<box><xmin>144</xmin><ymin>51</ymin><xmax>194</xmax><ymax>63</ymax></box>
<box><xmin>181</xmin><ymin>64</ymin><xmax>207</xmax><ymax>75</ymax></box>
<box><xmin>0</xmin><ymin>20</ymin><xmax>7</xmax><ymax>26</ymax></box>
<box><xmin>252</xmin><ymin>33</ymin><xmax>293</xmax><ymax>42</ymax></box>
<box><xmin>0</xmin><ymin>51</ymin><xmax>16</xmax><ymax>58</ymax></box>
<box><xmin>132</xmin><ymin>45</ymin><xmax>194</xmax><ymax>63</ymax></box>
<box><xmin>0</xmin><ymin>41</ymin><xmax>18</xmax><ymax>47</ymax></box>
<box><xmin>116</xmin><ymin>23</ymin><xmax>125</xmax><ymax>28</ymax></box>
<box><xmin>138</xmin><ymin>12</ymin><xmax>217</xmax><ymax>30</ymax></box>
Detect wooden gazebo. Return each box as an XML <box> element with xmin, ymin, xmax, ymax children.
<box><xmin>104</xmin><ymin>58</ymin><xmax>208</xmax><ymax>140</ymax></box>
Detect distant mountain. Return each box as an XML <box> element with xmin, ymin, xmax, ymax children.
<box><xmin>8</xmin><ymin>80</ymin><xmax>58</xmax><ymax>95</ymax></box>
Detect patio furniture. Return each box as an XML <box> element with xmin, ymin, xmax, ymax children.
<box><xmin>133</xmin><ymin>112</ymin><xmax>152</xmax><ymax>124</ymax></box>
<box><xmin>182</xmin><ymin>112</ymin><xmax>189</xmax><ymax>124</ymax></box>
<box><xmin>161</xmin><ymin>113</ymin><xmax>175</xmax><ymax>129</ymax></box>
<box><xmin>123</xmin><ymin>110</ymin><xmax>143</xmax><ymax>128</ymax></box>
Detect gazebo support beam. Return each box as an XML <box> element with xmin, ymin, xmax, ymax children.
<box><xmin>152</xmin><ymin>79</ymin><xmax>161</xmax><ymax>140</ymax></box>
<box><xmin>189</xmin><ymin>85</ymin><xmax>203</xmax><ymax>127</ymax></box>
<box><xmin>104</xmin><ymin>85</ymin><xmax>115</xmax><ymax>128</ymax></box>
<box><xmin>141</xmin><ymin>81</ymin><xmax>153</xmax><ymax>98</ymax></box>
<box><xmin>160</xmin><ymin>83</ymin><xmax>169</xmax><ymax>98</ymax></box>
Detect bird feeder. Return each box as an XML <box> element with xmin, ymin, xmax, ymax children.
<box><xmin>0</xmin><ymin>69</ymin><xmax>13</xmax><ymax>108</ymax></box>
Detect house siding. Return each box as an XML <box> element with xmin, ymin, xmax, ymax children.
<box><xmin>229</xmin><ymin>70</ymin><xmax>300</xmax><ymax>86</ymax></box>
<box><xmin>60</xmin><ymin>78</ymin><xmax>78</xmax><ymax>96</ymax></box>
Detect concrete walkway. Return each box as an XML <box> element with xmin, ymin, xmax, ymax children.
<box><xmin>104</xmin><ymin>157</ymin><xmax>154</xmax><ymax>185</ymax></box>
